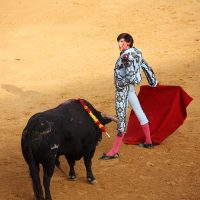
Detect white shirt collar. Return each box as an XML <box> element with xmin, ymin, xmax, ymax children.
<box><xmin>120</xmin><ymin>48</ymin><xmax>134</xmax><ymax>58</ymax></box>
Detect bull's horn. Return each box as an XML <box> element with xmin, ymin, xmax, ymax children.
<box><xmin>101</xmin><ymin>113</ymin><xmax>119</xmax><ymax>123</ymax></box>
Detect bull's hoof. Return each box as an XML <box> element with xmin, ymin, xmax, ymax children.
<box><xmin>87</xmin><ymin>177</ymin><xmax>97</xmax><ymax>184</ymax></box>
<box><xmin>68</xmin><ymin>175</ymin><xmax>77</xmax><ymax>181</ymax></box>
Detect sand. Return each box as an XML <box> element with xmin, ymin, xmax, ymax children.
<box><xmin>0</xmin><ymin>0</ymin><xmax>200</xmax><ymax>199</ymax></box>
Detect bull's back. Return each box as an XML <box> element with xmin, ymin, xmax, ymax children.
<box><xmin>21</xmin><ymin>112</ymin><xmax>61</xmax><ymax>163</ymax></box>
<box><xmin>21</xmin><ymin>99</ymin><xmax>98</xmax><ymax>162</ymax></box>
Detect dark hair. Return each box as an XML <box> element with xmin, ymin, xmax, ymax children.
<box><xmin>117</xmin><ymin>33</ymin><xmax>134</xmax><ymax>47</ymax></box>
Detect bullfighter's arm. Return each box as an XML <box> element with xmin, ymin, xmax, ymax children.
<box><xmin>141</xmin><ymin>58</ymin><xmax>158</xmax><ymax>87</ymax></box>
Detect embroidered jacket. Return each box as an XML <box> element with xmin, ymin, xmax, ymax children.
<box><xmin>114</xmin><ymin>47</ymin><xmax>157</xmax><ymax>90</ymax></box>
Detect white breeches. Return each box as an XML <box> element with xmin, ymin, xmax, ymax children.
<box><xmin>115</xmin><ymin>84</ymin><xmax>148</xmax><ymax>134</ymax></box>
<box><xmin>128</xmin><ymin>84</ymin><xmax>148</xmax><ymax>125</ymax></box>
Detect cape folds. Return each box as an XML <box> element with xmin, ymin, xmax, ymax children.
<box><xmin>123</xmin><ymin>85</ymin><xmax>193</xmax><ymax>145</ymax></box>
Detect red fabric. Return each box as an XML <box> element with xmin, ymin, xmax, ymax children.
<box><xmin>123</xmin><ymin>85</ymin><xmax>193</xmax><ymax>145</ymax></box>
<box><xmin>101</xmin><ymin>127</ymin><xmax>106</xmax><ymax>132</ymax></box>
<box><xmin>96</xmin><ymin>121</ymin><xmax>101</xmax><ymax>126</ymax></box>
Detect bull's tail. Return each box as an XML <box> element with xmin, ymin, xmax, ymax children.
<box><xmin>28</xmin><ymin>145</ymin><xmax>44</xmax><ymax>200</ymax></box>
<box><xmin>21</xmin><ymin>123</ymin><xmax>44</xmax><ymax>200</ymax></box>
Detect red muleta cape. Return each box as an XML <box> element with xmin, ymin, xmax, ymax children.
<box><xmin>123</xmin><ymin>85</ymin><xmax>193</xmax><ymax>145</ymax></box>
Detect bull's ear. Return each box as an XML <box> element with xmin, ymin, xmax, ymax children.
<box><xmin>101</xmin><ymin>113</ymin><xmax>119</xmax><ymax>123</ymax></box>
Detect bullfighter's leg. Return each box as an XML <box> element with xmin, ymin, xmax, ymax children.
<box><xmin>128</xmin><ymin>84</ymin><xmax>153</xmax><ymax>148</ymax></box>
<box><xmin>65</xmin><ymin>155</ymin><xmax>76</xmax><ymax>180</ymax></box>
<box><xmin>83</xmin><ymin>151</ymin><xmax>96</xmax><ymax>184</ymax></box>
<box><xmin>115</xmin><ymin>86</ymin><xmax>129</xmax><ymax>135</ymax></box>
<box><xmin>42</xmin><ymin>162</ymin><xmax>56</xmax><ymax>200</ymax></box>
<box><xmin>100</xmin><ymin>86</ymin><xmax>129</xmax><ymax>160</ymax></box>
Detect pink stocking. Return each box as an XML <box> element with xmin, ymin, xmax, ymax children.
<box><xmin>141</xmin><ymin>123</ymin><xmax>152</xmax><ymax>144</ymax></box>
<box><xmin>106</xmin><ymin>134</ymin><xmax>124</xmax><ymax>156</ymax></box>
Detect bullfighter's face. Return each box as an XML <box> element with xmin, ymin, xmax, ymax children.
<box><xmin>118</xmin><ymin>38</ymin><xmax>130</xmax><ymax>52</ymax></box>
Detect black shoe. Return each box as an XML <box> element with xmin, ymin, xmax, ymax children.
<box><xmin>138</xmin><ymin>143</ymin><xmax>154</xmax><ymax>149</ymax></box>
<box><xmin>99</xmin><ymin>153</ymin><xmax>119</xmax><ymax>160</ymax></box>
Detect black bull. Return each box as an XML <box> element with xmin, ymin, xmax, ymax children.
<box><xmin>21</xmin><ymin>99</ymin><xmax>117</xmax><ymax>200</ymax></box>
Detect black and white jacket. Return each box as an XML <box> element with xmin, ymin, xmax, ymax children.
<box><xmin>114</xmin><ymin>47</ymin><xmax>157</xmax><ymax>90</ymax></box>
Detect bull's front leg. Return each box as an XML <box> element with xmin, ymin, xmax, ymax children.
<box><xmin>55</xmin><ymin>155</ymin><xmax>60</xmax><ymax>167</ymax></box>
<box><xmin>83</xmin><ymin>154</ymin><xmax>97</xmax><ymax>184</ymax></box>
